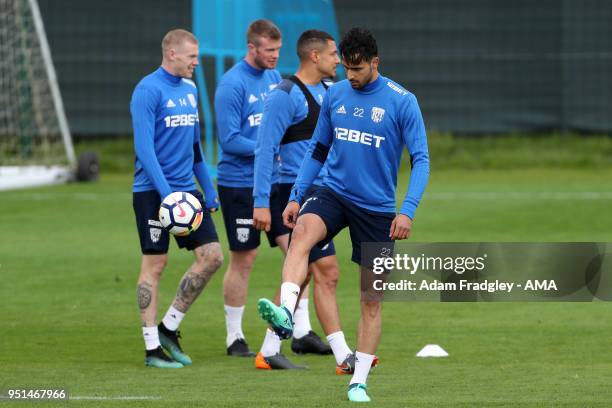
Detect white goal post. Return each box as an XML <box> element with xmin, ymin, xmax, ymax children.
<box><xmin>0</xmin><ymin>0</ymin><xmax>95</xmax><ymax>191</ymax></box>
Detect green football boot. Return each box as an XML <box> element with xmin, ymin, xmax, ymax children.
<box><xmin>158</xmin><ymin>323</ymin><xmax>192</xmax><ymax>366</ymax></box>
<box><xmin>257</xmin><ymin>298</ymin><xmax>294</xmax><ymax>339</ymax></box>
<box><xmin>347</xmin><ymin>383</ymin><xmax>371</xmax><ymax>403</ymax></box>
<box><xmin>144</xmin><ymin>346</ymin><xmax>183</xmax><ymax>368</ymax></box>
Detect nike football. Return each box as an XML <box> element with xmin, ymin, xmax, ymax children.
<box><xmin>158</xmin><ymin>192</ymin><xmax>203</xmax><ymax>236</ymax></box>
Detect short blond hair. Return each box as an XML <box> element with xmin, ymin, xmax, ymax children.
<box><xmin>162</xmin><ymin>29</ymin><xmax>198</xmax><ymax>54</ymax></box>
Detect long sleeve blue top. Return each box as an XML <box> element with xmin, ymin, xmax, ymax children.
<box><xmin>130</xmin><ymin>67</ymin><xmax>217</xmax><ymax>207</ymax></box>
<box><xmin>289</xmin><ymin>75</ymin><xmax>430</xmax><ymax>219</ymax></box>
<box><xmin>253</xmin><ymin>80</ymin><xmax>328</xmax><ymax>208</ymax></box>
<box><xmin>214</xmin><ymin>60</ymin><xmax>282</xmax><ymax>187</ymax></box>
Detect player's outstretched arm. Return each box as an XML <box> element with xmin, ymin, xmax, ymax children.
<box><xmin>214</xmin><ymin>84</ymin><xmax>256</xmax><ymax>156</ymax></box>
<box><xmin>253</xmin><ymin>87</ymin><xmax>295</xmax><ymax>207</ymax></box>
<box><xmin>131</xmin><ymin>86</ymin><xmax>172</xmax><ymax>198</ymax></box>
<box><xmin>400</xmin><ymin>94</ymin><xmax>430</xmax><ymax>223</ymax></box>
<box><xmin>192</xmin><ymin>134</ymin><xmax>219</xmax><ymax>212</ymax></box>
<box><xmin>289</xmin><ymin>92</ymin><xmax>334</xmax><ymax>205</ymax></box>
<box><xmin>253</xmin><ymin>87</ymin><xmax>296</xmax><ymax>232</ymax></box>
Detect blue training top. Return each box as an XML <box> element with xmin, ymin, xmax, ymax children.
<box><xmin>130</xmin><ymin>67</ymin><xmax>216</xmax><ymax>207</ymax></box>
<box><xmin>253</xmin><ymin>79</ymin><xmax>328</xmax><ymax>208</ymax></box>
<box><xmin>214</xmin><ymin>59</ymin><xmax>282</xmax><ymax>188</ymax></box>
<box><xmin>289</xmin><ymin>75</ymin><xmax>430</xmax><ymax>219</ymax></box>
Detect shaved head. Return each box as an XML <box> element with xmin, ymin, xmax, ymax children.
<box><xmin>160</xmin><ymin>29</ymin><xmax>199</xmax><ymax>78</ymax></box>
<box><xmin>162</xmin><ymin>29</ymin><xmax>198</xmax><ymax>55</ymax></box>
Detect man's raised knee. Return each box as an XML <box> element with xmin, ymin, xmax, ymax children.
<box><xmin>291</xmin><ymin>223</ymin><xmax>318</xmax><ymax>252</ymax></box>
<box><xmin>291</xmin><ymin>223</ymin><xmax>308</xmax><ymax>242</ymax></box>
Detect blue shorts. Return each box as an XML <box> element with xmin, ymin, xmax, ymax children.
<box><xmin>133</xmin><ymin>190</ymin><xmax>218</xmax><ymax>255</ymax></box>
<box><xmin>218</xmin><ymin>184</ymin><xmax>286</xmax><ymax>251</ymax></box>
<box><xmin>298</xmin><ymin>186</ymin><xmax>395</xmax><ymax>268</ymax></box>
<box><xmin>278</xmin><ymin>183</ymin><xmax>336</xmax><ymax>264</ymax></box>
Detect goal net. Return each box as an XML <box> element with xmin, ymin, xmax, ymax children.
<box><xmin>0</xmin><ymin>0</ymin><xmax>76</xmax><ymax>191</ymax></box>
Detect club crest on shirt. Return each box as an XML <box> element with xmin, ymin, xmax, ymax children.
<box><xmin>237</xmin><ymin>227</ymin><xmax>250</xmax><ymax>243</ymax></box>
<box><xmin>187</xmin><ymin>93</ymin><xmax>197</xmax><ymax>108</ymax></box>
<box><xmin>371</xmin><ymin>107</ymin><xmax>385</xmax><ymax>123</ymax></box>
<box><xmin>150</xmin><ymin>227</ymin><xmax>162</xmax><ymax>243</ymax></box>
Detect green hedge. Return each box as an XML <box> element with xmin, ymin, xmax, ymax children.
<box><xmin>76</xmin><ymin>133</ymin><xmax>612</xmax><ymax>174</ymax></box>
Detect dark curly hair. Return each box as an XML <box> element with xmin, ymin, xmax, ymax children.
<box><xmin>339</xmin><ymin>27</ymin><xmax>378</xmax><ymax>65</ymax></box>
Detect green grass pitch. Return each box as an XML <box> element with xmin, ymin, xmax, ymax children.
<box><xmin>1</xmin><ymin>167</ymin><xmax>612</xmax><ymax>406</ymax></box>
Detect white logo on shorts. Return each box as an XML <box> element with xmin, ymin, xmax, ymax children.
<box><xmin>150</xmin><ymin>227</ymin><xmax>162</xmax><ymax>243</ymax></box>
<box><xmin>321</xmin><ymin>243</ymin><xmax>329</xmax><ymax>251</ymax></box>
<box><xmin>148</xmin><ymin>219</ymin><xmax>162</xmax><ymax>227</ymax></box>
<box><xmin>299</xmin><ymin>196</ymin><xmax>317</xmax><ymax>214</ymax></box>
<box><xmin>237</xmin><ymin>227</ymin><xmax>250</xmax><ymax>243</ymax></box>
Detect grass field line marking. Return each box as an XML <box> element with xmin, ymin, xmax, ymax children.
<box><xmin>70</xmin><ymin>396</ymin><xmax>161</xmax><ymax>400</ymax></box>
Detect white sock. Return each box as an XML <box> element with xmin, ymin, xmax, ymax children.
<box><xmin>327</xmin><ymin>331</ymin><xmax>353</xmax><ymax>365</ymax></box>
<box><xmin>162</xmin><ymin>306</ymin><xmax>185</xmax><ymax>331</ymax></box>
<box><xmin>350</xmin><ymin>351</ymin><xmax>375</xmax><ymax>385</ymax></box>
<box><xmin>293</xmin><ymin>298</ymin><xmax>312</xmax><ymax>339</ymax></box>
<box><xmin>280</xmin><ymin>282</ymin><xmax>300</xmax><ymax>318</ymax></box>
<box><xmin>259</xmin><ymin>328</ymin><xmax>282</xmax><ymax>357</ymax></box>
<box><xmin>143</xmin><ymin>326</ymin><xmax>160</xmax><ymax>351</ymax></box>
<box><xmin>224</xmin><ymin>304</ymin><xmax>245</xmax><ymax>347</ymax></box>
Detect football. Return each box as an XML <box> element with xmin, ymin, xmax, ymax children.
<box><xmin>158</xmin><ymin>192</ymin><xmax>203</xmax><ymax>236</ymax></box>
